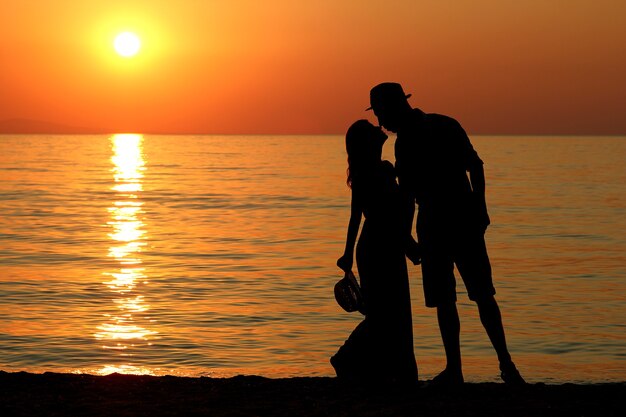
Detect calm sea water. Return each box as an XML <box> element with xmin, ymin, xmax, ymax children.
<box><xmin>0</xmin><ymin>134</ymin><xmax>625</xmax><ymax>383</ymax></box>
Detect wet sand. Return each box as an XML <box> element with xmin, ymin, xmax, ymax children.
<box><xmin>1</xmin><ymin>371</ymin><xmax>623</xmax><ymax>417</ymax></box>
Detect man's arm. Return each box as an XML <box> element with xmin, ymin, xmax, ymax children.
<box><xmin>396</xmin><ymin>157</ymin><xmax>421</xmax><ymax>265</ymax></box>
<box><xmin>452</xmin><ymin>117</ymin><xmax>491</xmax><ymax>233</ymax></box>
<box><xmin>468</xmin><ymin>163</ymin><xmax>491</xmax><ymax>233</ymax></box>
<box><xmin>400</xmin><ymin>188</ymin><xmax>421</xmax><ymax>265</ymax></box>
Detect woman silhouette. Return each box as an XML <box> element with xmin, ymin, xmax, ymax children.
<box><xmin>331</xmin><ymin>120</ymin><xmax>418</xmax><ymax>384</ymax></box>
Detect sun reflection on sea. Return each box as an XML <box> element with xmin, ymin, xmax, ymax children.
<box><xmin>96</xmin><ymin>365</ymin><xmax>156</xmax><ymax>376</ymax></box>
<box><xmin>96</xmin><ymin>134</ymin><xmax>156</xmax><ymax>375</ymax></box>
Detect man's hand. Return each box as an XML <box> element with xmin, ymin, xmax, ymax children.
<box><xmin>405</xmin><ymin>238</ymin><xmax>422</xmax><ymax>265</ymax></box>
<box><xmin>478</xmin><ymin>209</ymin><xmax>491</xmax><ymax>233</ymax></box>
<box><xmin>337</xmin><ymin>254</ymin><xmax>353</xmax><ymax>272</ymax></box>
<box><xmin>467</xmin><ymin>164</ymin><xmax>490</xmax><ymax>233</ymax></box>
<box><xmin>475</xmin><ymin>199</ymin><xmax>491</xmax><ymax>233</ymax></box>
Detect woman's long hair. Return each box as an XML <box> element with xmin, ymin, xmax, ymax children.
<box><xmin>345</xmin><ymin>120</ymin><xmax>377</xmax><ymax>189</ymax></box>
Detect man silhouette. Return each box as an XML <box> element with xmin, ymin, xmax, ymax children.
<box><xmin>368</xmin><ymin>82</ymin><xmax>524</xmax><ymax>385</ymax></box>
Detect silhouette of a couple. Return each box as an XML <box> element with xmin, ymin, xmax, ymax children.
<box><xmin>331</xmin><ymin>82</ymin><xmax>525</xmax><ymax>386</ymax></box>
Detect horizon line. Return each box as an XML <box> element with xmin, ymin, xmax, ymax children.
<box><xmin>1</xmin><ymin>131</ymin><xmax>626</xmax><ymax>137</ymax></box>
<box><xmin>1</xmin><ymin>118</ymin><xmax>625</xmax><ymax>137</ymax></box>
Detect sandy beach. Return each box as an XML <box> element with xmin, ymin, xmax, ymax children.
<box><xmin>1</xmin><ymin>371</ymin><xmax>623</xmax><ymax>417</ymax></box>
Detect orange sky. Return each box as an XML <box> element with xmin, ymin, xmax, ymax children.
<box><xmin>0</xmin><ymin>0</ymin><xmax>625</xmax><ymax>134</ymax></box>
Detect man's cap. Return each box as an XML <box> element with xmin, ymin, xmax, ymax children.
<box><xmin>366</xmin><ymin>82</ymin><xmax>412</xmax><ymax>111</ymax></box>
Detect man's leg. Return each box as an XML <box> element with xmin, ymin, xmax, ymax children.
<box><xmin>432</xmin><ymin>301</ymin><xmax>464</xmax><ymax>384</ymax></box>
<box><xmin>419</xmin><ymin>230</ymin><xmax>463</xmax><ymax>384</ymax></box>
<box><xmin>476</xmin><ymin>295</ymin><xmax>525</xmax><ymax>384</ymax></box>
<box><xmin>476</xmin><ymin>295</ymin><xmax>511</xmax><ymax>364</ymax></box>
<box><xmin>455</xmin><ymin>230</ymin><xmax>525</xmax><ymax>384</ymax></box>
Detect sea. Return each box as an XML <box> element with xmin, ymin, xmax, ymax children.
<box><xmin>1</xmin><ymin>134</ymin><xmax>625</xmax><ymax>384</ymax></box>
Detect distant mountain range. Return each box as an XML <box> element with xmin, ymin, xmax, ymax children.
<box><xmin>0</xmin><ymin>119</ymin><xmax>107</xmax><ymax>134</ymax></box>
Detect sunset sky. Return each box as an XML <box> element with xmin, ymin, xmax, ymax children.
<box><xmin>1</xmin><ymin>0</ymin><xmax>624</xmax><ymax>135</ymax></box>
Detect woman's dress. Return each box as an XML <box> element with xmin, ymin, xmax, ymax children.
<box><xmin>331</xmin><ymin>161</ymin><xmax>418</xmax><ymax>383</ymax></box>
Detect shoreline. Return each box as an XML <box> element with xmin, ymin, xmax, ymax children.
<box><xmin>1</xmin><ymin>371</ymin><xmax>624</xmax><ymax>417</ymax></box>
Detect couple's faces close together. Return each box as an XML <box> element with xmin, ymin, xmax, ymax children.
<box><xmin>373</xmin><ymin>106</ymin><xmax>402</xmax><ymax>133</ymax></box>
<box><xmin>371</xmin><ymin>123</ymin><xmax>388</xmax><ymax>148</ymax></box>
<box><xmin>362</xmin><ymin>122</ymin><xmax>387</xmax><ymax>160</ymax></box>
<box><xmin>346</xmin><ymin>120</ymin><xmax>388</xmax><ymax>166</ymax></box>
<box><xmin>348</xmin><ymin>100</ymin><xmax>405</xmax><ymax>167</ymax></box>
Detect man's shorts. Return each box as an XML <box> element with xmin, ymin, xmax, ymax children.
<box><xmin>418</xmin><ymin>228</ymin><xmax>495</xmax><ymax>308</ymax></box>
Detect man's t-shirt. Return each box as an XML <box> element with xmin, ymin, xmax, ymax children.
<box><xmin>395</xmin><ymin>109</ymin><xmax>483</xmax><ymax>230</ymax></box>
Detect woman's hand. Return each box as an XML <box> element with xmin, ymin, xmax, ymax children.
<box><xmin>337</xmin><ymin>254</ymin><xmax>353</xmax><ymax>272</ymax></box>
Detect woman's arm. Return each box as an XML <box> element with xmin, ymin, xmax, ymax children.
<box><xmin>337</xmin><ymin>192</ymin><xmax>362</xmax><ymax>272</ymax></box>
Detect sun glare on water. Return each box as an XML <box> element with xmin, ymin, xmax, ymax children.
<box><xmin>114</xmin><ymin>32</ymin><xmax>141</xmax><ymax>57</ymax></box>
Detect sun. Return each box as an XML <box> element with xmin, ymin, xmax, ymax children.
<box><xmin>114</xmin><ymin>32</ymin><xmax>141</xmax><ymax>57</ymax></box>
